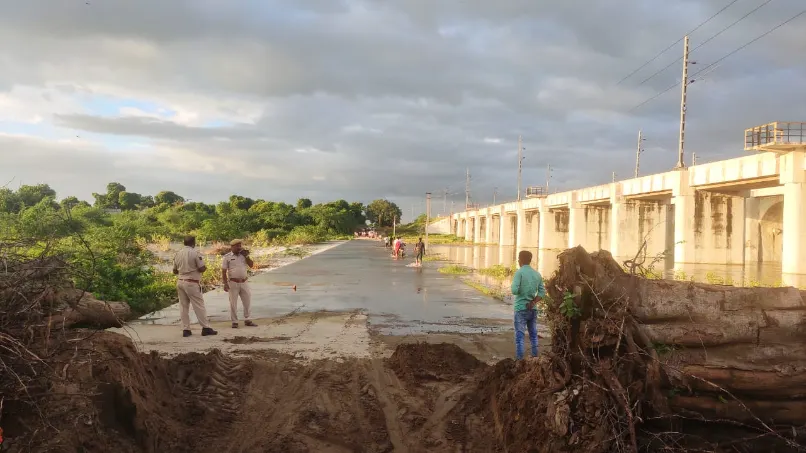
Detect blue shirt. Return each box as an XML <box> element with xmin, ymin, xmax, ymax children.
<box><xmin>510</xmin><ymin>264</ymin><xmax>546</xmax><ymax>312</ymax></box>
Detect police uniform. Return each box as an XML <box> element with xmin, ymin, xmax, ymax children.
<box><xmin>173</xmin><ymin>245</ymin><xmax>212</xmax><ymax>332</ymax></box>
<box><xmin>223</xmin><ymin>240</ymin><xmax>253</xmax><ymax>326</ymax></box>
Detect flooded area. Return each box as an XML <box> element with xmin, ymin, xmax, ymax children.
<box><xmin>427</xmin><ymin>243</ymin><xmax>805</xmax><ymax>288</ymax></box>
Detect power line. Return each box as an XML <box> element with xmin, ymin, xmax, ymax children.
<box><xmin>637</xmin><ymin>0</ymin><xmax>774</xmax><ymax>86</ymax></box>
<box><xmin>616</xmin><ymin>0</ymin><xmax>741</xmax><ymax>85</ymax></box>
<box><xmin>629</xmin><ymin>7</ymin><xmax>806</xmax><ymax>112</ymax></box>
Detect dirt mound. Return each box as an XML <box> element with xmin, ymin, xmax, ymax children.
<box><xmin>387</xmin><ymin>342</ymin><xmax>486</xmax><ymax>384</ymax></box>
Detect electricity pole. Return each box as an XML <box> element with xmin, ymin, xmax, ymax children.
<box><xmin>443</xmin><ymin>187</ymin><xmax>448</xmax><ymax>215</ymax></box>
<box><xmin>465</xmin><ymin>167</ymin><xmax>470</xmax><ymax>210</ymax></box>
<box><xmin>493</xmin><ymin>186</ymin><xmax>498</xmax><ymax>205</ymax></box>
<box><xmin>517</xmin><ymin>135</ymin><xmax>523</xmax><ymax>201</ymax></box>
<box><xmin>676</xmin><ymin>35</ymin><xmax>690</xmax><ymax>169</ymax></box>
<box><xmin>545</xmin><ymin>164</ymin><xmax>553</xmax><ymax>193</ymax></box>
<box><xmin>393</xmin><ymin>215</ymin><xmax>396</xmax><ymax>237</ymax></box>
<box><xmin>635</xmin><ymin>130</ymin><xmax>644</xmax><ymax>178</ymax></box>
<box><xmin>692</xmin><ymin>152</ymin><xmax>697</xmax><ymax>166</ymax></box>
<box><xmin>425</xmin><ymin>192</ymin><xmax>431</xmax><ymax>250</ymax></box>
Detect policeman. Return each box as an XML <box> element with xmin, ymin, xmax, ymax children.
<box><xmin>172</xmin><ymin>235</ymin><xmax>217</xmax><ymax>337</ymax></box>
<box><xmin>222</xmin><ymin>239</ymin><xmax>256</xmax><ymax>328</ymax></box>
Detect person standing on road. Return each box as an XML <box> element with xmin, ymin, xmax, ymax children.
<box><xmin>173</xmin><ymin>235</ymin><xmax>217</xmax><ymax>338</ymax></box>
<box><xmin>510</xmin><ymin>250</ymin><xmax>546</xmax><ymax>360</ymax></box>
<box><xmin>414</xmin><ymin>237</ymin><xmax>425</xmax><ymax>267</ymax></box>
<box><xmin>393</xmin><ymin>237</ymin><xmax>401</xmax><ymax>259</ymax></box>
<box><xmin>222</xmin><ymin>239</ymin><xmax>257</xmax><ymax>328</ymax></box>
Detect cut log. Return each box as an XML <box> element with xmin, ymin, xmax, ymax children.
<box><xmin>47</xmin><ymin>290</ymin><xmax>131</xmax><ymax>328</ymax></box>
<box><xmin>673</xmin><ymin>365</ymin><xmax>806</xmax><ymax>399</ymax></box>
<box><xmin>670</xmin><ymin>395</ymin><xmax>806</xmax><ymax>425</ymax></box>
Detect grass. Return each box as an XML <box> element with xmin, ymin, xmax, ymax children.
<box><xmin>151</xmin><ymin>234</ymin><xmax>172</xmax><ymax>252</ymax></box>
<box><xmin>284</xmin><ymin>246</ymin><xmax>311</xmax><ymax>258</ymax></box>
<box><xmin>463</xmin><ymin>279</ymin><xmax>507</xmax><ymax>301</ymax></box>
<box><xmin>438</xmin><ymin>264</ymin><xmax>472</xmax><ymax>275</ymax></box>
<box><xmin>478</xmin><ymin>264</ymin><xmax>516</xmax><ymax>280</ymax></box>
<box><xmin>399</xmin><ymin>234</ymin><xmax>472</xmax><ymax>245</ymax></box>
<box><xmin>423</xmin><ymin>253</ymin><xmax>448</xmax><ymax>262</ymax></box>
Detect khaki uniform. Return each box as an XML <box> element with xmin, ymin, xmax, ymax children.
<box><xmin>173</xmin><ymin>246</ymin><xmax>211</xmax><ymax>330</ymax></box>
<box><xmin>223</xmin><ymin>252</ymin><xmax>252</xmax><ymax>322</ymax></box>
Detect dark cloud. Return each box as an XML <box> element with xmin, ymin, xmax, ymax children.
<box><xmin>0</xmin><ymin>0</ymin><xmax>804</xmax><ymax>220</ymax></box>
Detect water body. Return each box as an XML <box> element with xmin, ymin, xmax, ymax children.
<box><xmin>427</xmin><ymin>243</ymin><xmax>803</xmax><ymax>288</ymax></box>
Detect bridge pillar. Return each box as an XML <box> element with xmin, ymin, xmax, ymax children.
<box><xmin>500</xmin><ymin>209</ymin><xmax>515</xmax><ymax>247</ymax></box>
<box><xmin>473</xmin><ymin>214</ymin><xmax>482</xmax><ymax>243</ymax></box>
<box><xmin>463</xmin><ymin>217</ymin><xmax>472</xmax><ymax>241</ymax></box>
<box><xmin>516</xmin><ymin>207</ymin><xmax>527</xmax><ymax>250</ymax></box>
<box><xmin>484</xmin><ymin>213</ymin><xmax>493</xmax><ymax>243</ymax></box>
<box><xmin>673</xmin><ymin>170</ymin><xmax>697</xmax><ymax>263</ymax></box>
<box><xmin>781</xmin><ymin>151</ymin><xmax>806</xmax><ymax>275</ymax></box>
<box><xmin>568</xmin><ymin>194</ymin><xmax>586</xmax><ymax>248</ymax></box>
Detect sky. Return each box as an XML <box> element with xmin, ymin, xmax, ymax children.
<box><xmin>1</xmin><ymin>0</ymin><xmax>804</xmax><ymax>221</ymax></box>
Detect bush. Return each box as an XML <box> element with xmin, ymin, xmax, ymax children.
<box><xmin>283</xmin><ymin>225</ymin><xmax>328</xmax><ymax>245</ymax></box>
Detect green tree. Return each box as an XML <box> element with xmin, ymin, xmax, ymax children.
<box><xmin>92</xmin><ymin>182</ymin><xmax>126</xmax><ymax>209</ymax></box>
<box><xmin>138</xmin><ymin>195</ymin><xmax>155</xmax><ymax>209</ymax></box>
<box><xmin>17</xmin><ymin>184</ymin><xmax>57</xmax><ymax>208</ymax></box>
<box><xmin>365</xmin><ymin>199</ymin><xmax>402</xmax><ymax>227</ymax></box>
<box><xmin>59</xmin><ymin>196</ymin><xmax>90</xmax><ymax>210</ymax></box>
<box><xmin>0</xmin><ymin>188</ymin><xmax>21</xmax><ymax>213</ymax></box>
<box><xmin>118</xmin><ymin>191</ymin><xmax>143</xmax><ymax>210</ymax></box>
<box><xmin>297</xmin><ymin>198</ymin><xmax>312</xmax><ymax>210</ymax></box>
<box><xmin>229</xmin><ymin>195</ymin><xmax>255</xmax><ymax>211</ymax></box>
<box><xmin>154</xmin><ymin>190</ymin><xmax>184</xmax><ymax>206</ymax></box>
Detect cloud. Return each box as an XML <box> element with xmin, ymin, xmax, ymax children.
<box><xmin>0</xmin><ymin>0</ymin><xmax>804</xmax><ymax>220</ymax></box>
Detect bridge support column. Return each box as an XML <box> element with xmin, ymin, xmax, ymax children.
<box><xmin>484</xmin><ymin>213</ymin><xmax>493</xmax><ymax>244</ymax></box>
<box><xmin>473</xmin><ymin>215</ymin><xmax>482</xmax><ymax>243</ymax></box>
<box><xmin>516</xmin><ymin>208</ymin><xmax>527</xmax><ymax>250</ymax></box>
<box><xmin>500</xmin><ymin>210</ymin><xmax>514</xmax><ymax>247</ymax></box>
<box><xmin>782</xmin><ymin>151</ymin><xmax>806</xmax><ymax>275</ymax></box>
<box><xmin>673</xmin><ymin>170</ymin><xmax>696</xmax><ymax>263</ymax></box>
<box><xmin>463</xmin><ymin>218</ymin><xmax>472</xmax><ymax>241</ymax></box>
<box><xmin>568</xmin><ymin>195</ymin><xmax>586</xmax><ymax>248</ymax></box>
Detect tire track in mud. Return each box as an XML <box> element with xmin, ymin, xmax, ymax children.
<box><xmin>320</xmin><ymin>309</ymin><xmax>367</xmax><ymax>358</ymax></box>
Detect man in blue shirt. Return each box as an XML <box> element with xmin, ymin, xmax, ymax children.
<box><xmin>510</xmin><ymin>250</ymin><xmax>546</xmax><ymax>360</ymax></box>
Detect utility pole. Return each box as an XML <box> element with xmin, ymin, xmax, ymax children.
<box><xmin>392</xmin><ymin>215</ymin><xmax>396</xmax><ymax>237</ymax></box>
<box><xmin>517</xmin><ymin>135</ymin><xmax>523</xmax><ymax>201</ymax></box>
<box><xmin>443</xmin><ymin>187</ymin><xmax>448</xmax><ymax>215</ymax></box>
<box><xmin>692</xmin><ymin>152</ymin><xmax>697</xmax><ymax>166</ymax></box>
<box><xmin>425</xmin><ymin>192</ymin><xmax>431</xmax><ymax>250</ymax></box>
<box><xmin>676</xmin><ymin>35</ymin><xmax>690</xmax><ymax>169</ymax></box>
<box><xmin>545</xmin><ymin>164</ymin><xmax>553</xmax><ymax>193</ymax></box>
<box><xmin>493</xmin><ymin>186</ymin><xmax>498</xmax><ymax>205</ymax></box>
<box><xmin>465</xmin><ymin>167</ymin><xmax>470</xmax><ymax>210</ymax></box>
<box><xmin>635</xmin><ymin>130</ymin><xmax>644</xmax><ymax>178</ymax></box>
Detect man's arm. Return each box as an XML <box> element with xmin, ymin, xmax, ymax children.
<box><xmin>195</xmin><ymin>253</ymin><xmax>207</xmax><ymax>274</ymax></box>
<box><xmin>510</xmin><ymin>269</ymin><xmax>522</xmax><ymax>295</ymax></box>
<box><xmin>245</xmin><ymin>256</ymin><xmax>254</xmax><ymax>268</ymax></box>
<box><xmin>528</xmin><ymin>274</ymin><xmax>546</xmax><ymax>310</ymax></box>
<box><xmin>221</xmin><ymin>258</ymin><xmax>229</xmax><ymax>291</ymax></box>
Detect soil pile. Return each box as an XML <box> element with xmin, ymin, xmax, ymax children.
<box><xmin>387</xmin><ymin>342</ymin><xmax>484</xmax><ymax>384</ymax></box>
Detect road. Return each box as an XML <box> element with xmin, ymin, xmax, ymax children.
<box><xmin>113</xmin><ymin>239</ymin><xmax>522</xmax><ymax>361</ymax></box>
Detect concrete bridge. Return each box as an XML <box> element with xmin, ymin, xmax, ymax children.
<box><xmin>446</xmin><ymin>122</ymin><xmax>806</xmax><ymax>279</ymax></box>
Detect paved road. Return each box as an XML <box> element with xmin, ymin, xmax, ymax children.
<box><xmin>144</xmin><ymin>240</ymin><xmax>513</xmax><ymax>335</ymax></box>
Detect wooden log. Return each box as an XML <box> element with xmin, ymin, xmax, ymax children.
<box><xmin>670</xmin><ymin>395</ymin><xmax>806</xmax><ymax>425</ymax></box>
<box><xmin>672</xmin><ymin>365</ymin><xmax>806</xmax><ymax>399</ymax></box>
<box><xmin>47</xmin><ymin>291</ymin><xmax>131</xmax><ymax>328</ymax></box>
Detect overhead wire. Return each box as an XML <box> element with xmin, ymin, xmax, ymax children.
<box><xmin>616</xmin><ymin>0</ymin><xmax>741</xmax><ymax>85</ymax></box>
<box><xmin>629</xmin><ymin>7</ymin><xmax>806</xmax><ymax>112</ymax></box>
<box><xmin>636</xmin><ymin>0</ymin><xmax>774</xmax><ymax>86</ymax></box>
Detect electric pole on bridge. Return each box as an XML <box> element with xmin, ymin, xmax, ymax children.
<box><xmin>465</xmin><ymin>167</ymin><xmax>471</xmax><ymax>210</ymax></box>
<box><xmin>517</xmin><ymin>135</ymin><xmax>523</xmax><ymax>201</ymax></box>
<box><xmin>545</xmin><ymin>164</ymin><xmax>553</xmax><ymax>193</ymax></box>
<box><xmin>676</xmin><ymin>35</ymin><xmax>691</xmax><ymax>169</ymax></box>
<box><xmin>493</xmin><ymin>186</ymin><xmax>498</xmax><ymax>205</ymax></box>
<box><xmin>635</xmin><ymin>130</ymin><xmax>645</xmax><ymax>178</ymax></box>
<box><xmin>425</xmin><ymin>192</ymin><xmax>431</xmax><ymax>250</ymax></box>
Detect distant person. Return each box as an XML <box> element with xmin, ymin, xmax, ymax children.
<box><xmin>510</xmin><ymin>250</ymin><xmax>546</xmax><ymax>360</ymax></box>
<box><xmin>222</xmin><ymin>239</ymin><xmax>256</xmax><ymax>328</ymax></box>
<box><xmin>414</xmin><ymin>237</ymin><xmax>425</xmax><ymax>267</ymax></box>
<box><xmin>393</xmin><ymin>237</ymin><xmax>401</xmax><ymax>258</ymax></box>
<box><xmin>172</xmin><ymin>235</ymin><xmax>217</xmax><ymax>338</ymax></box>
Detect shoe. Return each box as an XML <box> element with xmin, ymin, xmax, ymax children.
<box><xmin>244</xmin><ymin>320</ymin><xmax>257</xmax><ymax>327</ymax></box>
<box><xmin>183</xmin><ymin>330</ymin><xmax>192</xmax><ymax>337</ymax></box>
<box><xmin>232</xmin><ymin>322</ymin><xmax>239</xmax><ymax>328</ymax></box>
<box><xmin>201</xmin><ymin>327</ymin><xmax>218</xmax><ymax>336</ymax></box>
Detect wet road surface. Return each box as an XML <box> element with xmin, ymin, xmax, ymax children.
<box><xmin>142</xmin><ymin>240</ymin><xmax>513</xmax><ymax>334</ymax></box>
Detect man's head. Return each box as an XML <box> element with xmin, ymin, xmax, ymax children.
<box><xmin>230</xmin><ymin>239</ymin><xmax>243</xmax><ymax>254</ymax></box>
<box><xmin>518</xmin><ymin>250</ymin><xmax>533</xmax><ymax>267</ymax></box>
<box><xmin>418</xmin><ymin>237</ymin><xmax>422</xmax><ymax>242</ymax></box>
<box><xmin>183</xmin><ymin>235</ymin><xmax>196</xmax><ymax>248</ymax></box>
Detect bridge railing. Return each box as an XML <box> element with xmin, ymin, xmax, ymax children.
<box><xmin>744</xmin><ymin>122</ymin><xmax>806</xmax><ymax>152</ymax></box>
<box><xmin>525</xmin><ymin>186</ymin><xmax>547</xmax><ymax>198</ymax></box>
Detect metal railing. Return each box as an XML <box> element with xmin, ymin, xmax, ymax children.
<box><xmin>744</xmin><ymin>122</ymin><xmax>806</xmax><ymax>151</ymax></box>
<box><xmin>526</xmin><ymin>186</ymin><xmax>547</xmax><ymax>198</ymax></box>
